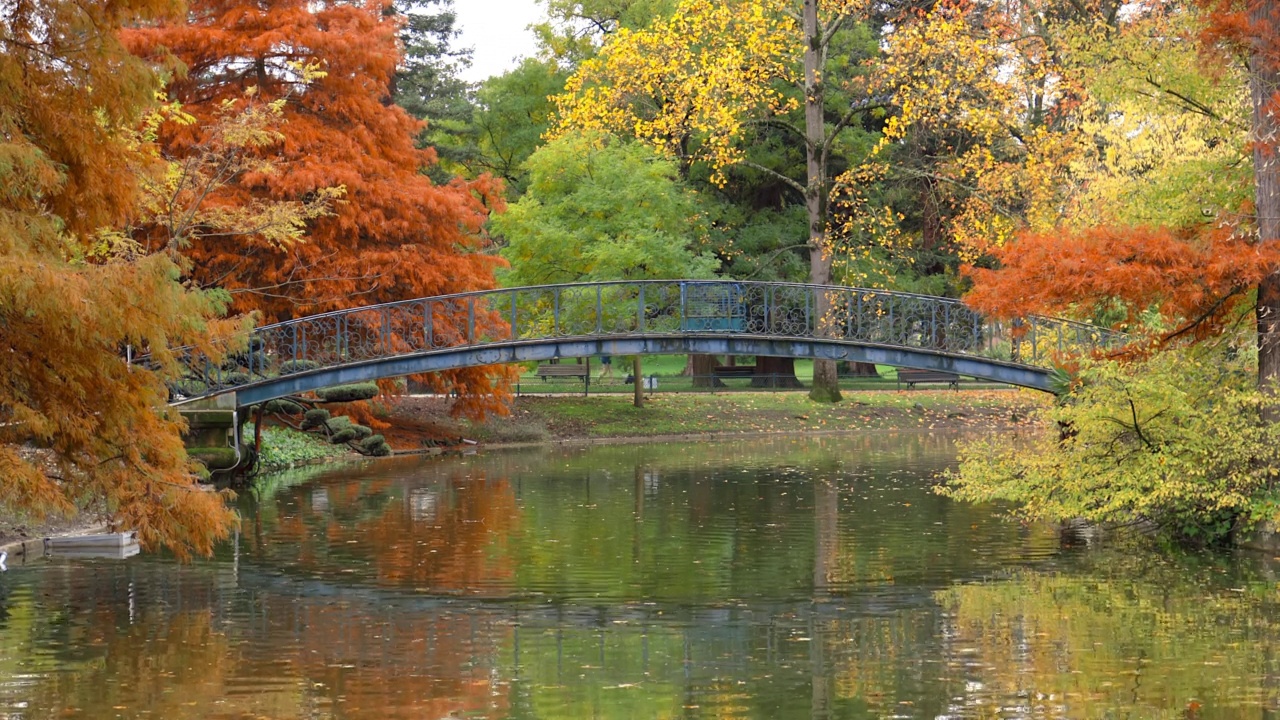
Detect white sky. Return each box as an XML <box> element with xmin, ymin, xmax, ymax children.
<box><xmin>454</xmin><ymin>0</ymin><xmax>546</xmax><ymax>83</ymax></box>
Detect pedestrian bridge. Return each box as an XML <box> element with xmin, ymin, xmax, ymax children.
<box><xmin>167</xmin><ymin>280</ymin><xmax>1125</xmax><ymax>407</ymax></box>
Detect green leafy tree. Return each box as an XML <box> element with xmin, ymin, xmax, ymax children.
<box><xmin>533</xmin><ymin>0</ymin><xmax>675</xmax><ymax>63</ymax></box>
<box><xmin>940</xmin><ymin>343</ymin><xmax>1280</xmax><ymax>544</ymax></box>
<box><xmin>471</xmin><ymin>59</ymin><xmax>569</xmax><ymax>196</ymax></box>
<box><xmin>391</xmin><ymin>0</ymin><xmax>477</xmax><ymax>182</ymax></box>
<box><xmin>493</xmin><ymin>131</ymin><xmax>719</xmax><ymax>284</ymax></box>
<box><xmin>551</xmin><ymin>0</ymin><xmax>887</xmax><ymax>401</ymax></box>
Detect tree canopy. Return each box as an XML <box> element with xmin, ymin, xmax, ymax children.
<box><xmin>125</xmin><ymin>0</ymin><xmax>513</xmax><ymax>416</ymax></box>
<box><xmin>494</xmin><ymin>132</ymin><xmax>719</xmax><ymax>285</ymax></box>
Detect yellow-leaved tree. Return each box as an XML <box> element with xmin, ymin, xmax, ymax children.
<box><xmin>553</xmin><ymin>0</ymin><xmax>872</xmax><ymax>402</ymax></box>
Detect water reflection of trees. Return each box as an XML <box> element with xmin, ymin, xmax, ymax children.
<box><xmin>1</xmin><ymin>565</ymin><xmax>512</xmax><ymax>718</ymax></box>
<box><xmin>16</xmin><ymin>437</ymin><xmax>1280</xmax><ymax>717</ymax></box>
<box><xmin>247</xmin><ymin>466</ymin><xmax>520</xmax><ymax>595</ymax></box>
<box><xmin>934</xmin><ymin>552</ymin><xmax>1280</xmax><ymax>718</ymax></box>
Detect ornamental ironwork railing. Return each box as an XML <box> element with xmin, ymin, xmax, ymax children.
<box><xmin>156</xmin><ymin>280</ymin><xmax>1128</xmax><ymax>400</ymax></box>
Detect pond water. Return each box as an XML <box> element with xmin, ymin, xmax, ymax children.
<box><xmin>3</xmin><ymin>433</ymin><xmax>1280</xmax><ymax>719</ymax></box>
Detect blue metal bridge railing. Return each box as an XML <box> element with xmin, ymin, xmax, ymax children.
<box><xmin>156</xmin><ymin>280</ymin><xmax>1127</xmax><ymax>402</ymax></box>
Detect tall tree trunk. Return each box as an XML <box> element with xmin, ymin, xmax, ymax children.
<box><xmin>1254</xmin><ymin>0</ymin><xmax>1280</xmax><ymax>415</ymax></box>
<box><xmin>689</xmin><ymin>354</ymin><xmax>724</xmax><ymax>388</ymax></box>
<box><xmin>752</xmin><ymin>356</ymin><xmax>805</xmax><ymax>388</ymax></box>
<box><xmin>804</xmin><ymin>0</ymin><xmax>842</xmax><ymax>403</ymax></box>
<box><xmin>633</xmin><ymin>356</ymin><xmax>644</xmax><ymax>408</ymax></box>
<box><xmin>843</xmin><ymin>361</ymin><xmax>878</xmax><ymax>377</ymax></box>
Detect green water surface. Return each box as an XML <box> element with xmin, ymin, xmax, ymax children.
<box><xmin>2</xmin><ymin>433</ymin><xmax>1279</xmax><ymax>718</ymax></box>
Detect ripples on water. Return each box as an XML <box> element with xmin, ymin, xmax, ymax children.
<box><xmin>2</xmin><ymin>432</ymin><xmax>1280</xmax><ymax>718</ymax></box>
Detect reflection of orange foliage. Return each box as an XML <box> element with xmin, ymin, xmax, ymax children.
<box><xmin>264</xmin><ymin>472</ymin><xmax>520</xmax><ymax>594</ymax></box>
<box><xmin>278</xmin><ymin>597</ymin><xmax>511</xmax><ymax>719</ymax></box>
<box><xmin>965</xmin><ymin>225</ymin><xmax>1280</xmax><ymax>340</ymax></box>
<box><xmin>22</xmin><ymin>572</ymin><xmax>512</xmax><ymax>718</ymax></box>
<box><xmin>363</xmin><ymin>471</ymin><xmax>520</xmax><ymax>593</ymax></box>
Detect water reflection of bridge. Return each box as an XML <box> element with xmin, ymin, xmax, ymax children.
<box><xmin>164</xmin><ymin>557</ymin><xmax>973</xmax><ymax>717</ymax></box>
<box><xmin>165</xmin><ymin>280</ymin><xmax>1125</xmax><ymax>407</ymax></box>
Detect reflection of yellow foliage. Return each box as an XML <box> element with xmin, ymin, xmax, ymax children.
<box><xmin>937</xmin><ymin>563</ymin><xmax>1280</xmax><ymax>717</ymax></box>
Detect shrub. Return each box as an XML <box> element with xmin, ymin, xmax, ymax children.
<box><xmin>228</xmin><ymin>350</ymin><xmax>267</xmax><ymax>371</ymax></box>
<box><xmin>330</xmin><ymin>428</ymin><xmax>358</xmax><ymax>444</ymax></box>
<box><xmin>222</xmin><ymin>371</ymin><xmax>252</xmax><ymax>386</ymax></box>
<box><xmin>350</xmin><ymin>424</ymin><xmax>373</xmax><ymax>440</ymax></box>
<box><xmin>360</xmin><ymin>434</ymin><xmax>391</xmax><ymax>456</ymax></box>
<box><xmin>316</xmin><ymin>383</ymin><xmax>379</xmax><ymax>403</ymax></box>
<box><xmin>301</xmin><ymin>408</ymin><xmax>330</xmax><ymax>429</ymax></box>
<box><xmin>248</xmin><ymin>425</ymin><xmax>346</xmax><ymax>473</ymax></box>
<box><xmin>171</xmin><ymin>378</ymin><xmax>208</xmax><ymax>398</ymax></box>
<box><xmin>324</xmin><ymin>416</ymin><xmax>352</xmax><ymax>433</ymax></box>
<box><xmin>263</xmin><ymin>399</ymin><xmax>304</xmax><ymax>415</ymax></box>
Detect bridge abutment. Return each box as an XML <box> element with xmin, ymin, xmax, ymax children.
<box><xmin>179</xmin><ymin>394</ymin><xmax>241</xmax><ymax>473</ymax></box>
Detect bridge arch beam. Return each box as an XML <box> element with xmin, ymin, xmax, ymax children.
<box><xmin>233</xmin><ymin>334</ymin><xmax>1053</xmax><ymax>407</ymax></box>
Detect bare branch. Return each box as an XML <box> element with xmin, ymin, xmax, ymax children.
<box><xmin>737</xmin><ymin>160</ymin><xmax>806</xmax><ymax>195</ymax></box>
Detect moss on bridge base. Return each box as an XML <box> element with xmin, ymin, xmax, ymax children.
<box><xmin>188</xmin><ymin>447</ymin><xmax>238</xmax><ymax>471</ymax></box>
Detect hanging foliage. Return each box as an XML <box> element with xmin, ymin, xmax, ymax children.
<box><xmin>1</xmin><ymin>0</ymin><xmax>241</xmax><ymax>557</ymax></box>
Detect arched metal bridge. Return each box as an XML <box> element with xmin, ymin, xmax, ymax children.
<box><xmin>167</xmin><ymin>280</ymin><xmax>1125</xmax><ymax>407</ymax></box>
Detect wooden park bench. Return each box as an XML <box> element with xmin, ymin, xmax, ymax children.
<box><xmin>534</xmin><ymin>362</ymin><xmax>590</xmax><ymax>395</ymax></box>
<box><xmin>712</xmin><ymin>364</ymin><xmax>756</xmax><ymax>379</ymax></box>
<box><xmin>896</xmin><ymin>368</ymin><xmax>960</xmax><ymax>390</ymax></box>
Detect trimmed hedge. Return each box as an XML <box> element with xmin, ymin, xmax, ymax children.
<box><xmin>263</xmin><ymin>399</ymin><xmax>305</xmax><ymax>415</ymax></box>
<box><xmin>360</xmin><ymin>434</ymin><xmax>392</xmax><ymax>456</ymax></box>
<box><xmin>223</xmin><ymin>371</ymin><xmax>252</xmax><ymax>386</ymax></box>
<box><xmin>171</xmin><ymin>379</ymin><xmax>208</xmax><ymax>397</ymax></box>
<box><xmin>315</xmin><ymin>383</ymin><xmax>379</xmax><ymax>403</ymax></box>
<box><xmin>330</xmin><ymin>428</ymin><xmax>358</xmax><ymax>444</ymax></box>
<box><xmin>301</xmin><ymin>408</ymin><xmax>330</xmax><ymax>429</ymax></box>
<box><xmin>324</xmin><ymin>416</ymin><xmax>352</xmax><ymax>433</ymax></box>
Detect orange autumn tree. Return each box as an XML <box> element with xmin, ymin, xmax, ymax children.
<box><xmin>124</xmin><ymin>0</ymin><xmax>512</xmax><ymax>416</ymax></box>
<box><xmin>964</xmin><ymin>226</ymin><xmax>1280</xmax><ymax>341</ymax></box>
<box><xmin>1</xmin><ymin>0</ymin><xmax>239</xmax><ymax>556</ymax></box>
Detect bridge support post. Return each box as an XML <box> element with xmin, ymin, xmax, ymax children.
<box><xmin>178</xmin><ymin>393</ymin><xmax>240</xmax><ymax>475</ymax></box>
